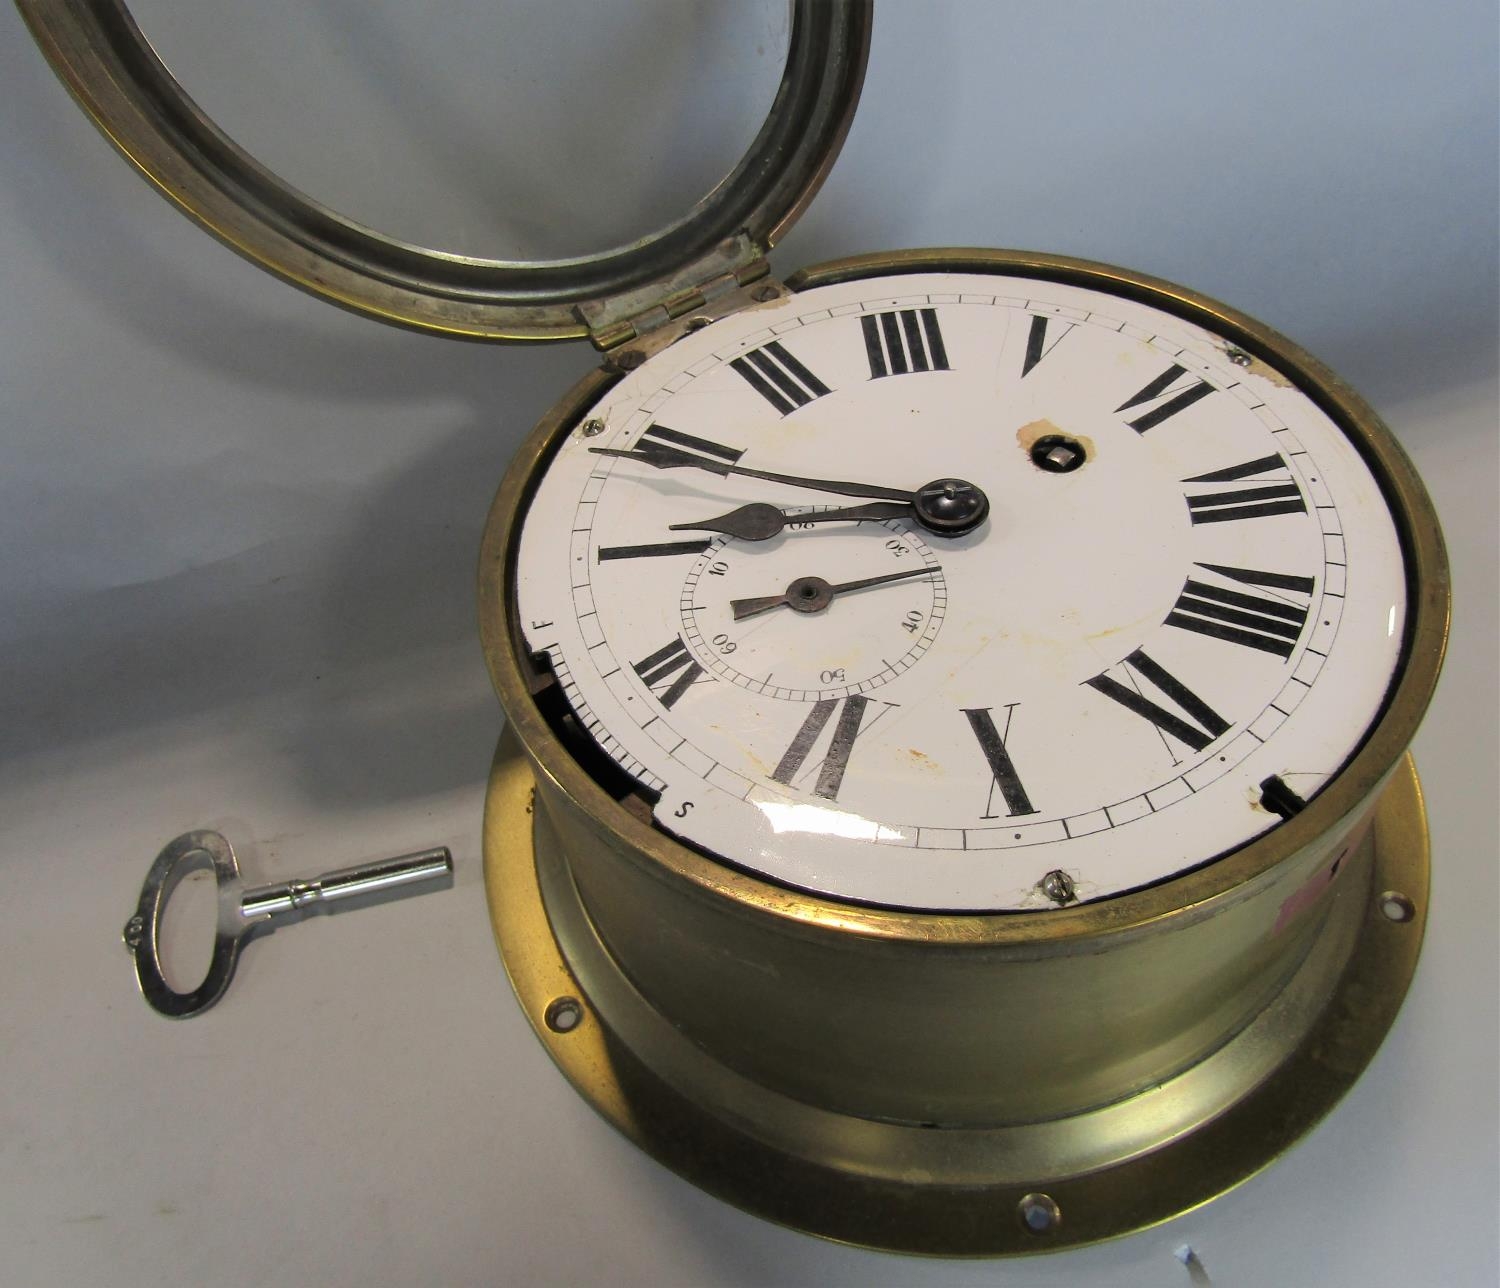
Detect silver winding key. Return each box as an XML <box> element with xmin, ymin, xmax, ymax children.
<box><xmin>123</xmin><ymin>829</ymin><xmax>453</xmax><ymax>1018</ymax></box>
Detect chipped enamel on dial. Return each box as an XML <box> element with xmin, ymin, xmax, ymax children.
<box><xmin>514</xmin><ymin>272</ymin><xmax>1406</xmax><ymax>911</ymax></box>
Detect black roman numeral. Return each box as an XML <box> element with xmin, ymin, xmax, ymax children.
<box><xmin>597</xmin><ymin>539</ymin><xmax>711</xmax><ymax>562</ymax></box>
<box><xmin>1182</xmin><ymin>453</ymin><xmax>1307</xmax><ymax>523</ymax></box>
<box><xmin>963</xmin><ymin>705</ymin><xmax>1038</xmax><ymax>817</ymax></box>
<box><xmin>1085</xmin><ymin>649</ymin><xmax>1230</xmax><ymax>753</ymax></box>
<box><xmin>771</xmin><ymin>695</ymin><xmax>870</xmax><ymax>800</ymax></box>
<box><xmin>862</xmin><ymin>308</ymin><xmax>950</xmax><ymax>378</ymax></box>
<box><xmin>637</xmin><ymin>423</ymin><xmax>745</xmax><ymax>465</ymax></box>
<box><xmin>632</xmin><ymin>636</ymin><xmax>706</xmax><ymax>709</ymax></box>
<box><xmin>730</xmin><ymin>341</ymin><xmax>831</xmax><ymax>415</ymax></box>
<box><xmin>1166</xmin><ymin>563</ymin><xmax>1314</xmax><ymax>659</ymax></box>
<box><xmin>1117</xmin><ymin>363</ymin><xmax>1215</xmax><ymax>432</ymax></box>
<box><xmin>1021</xmin><ymin>313</ymin><xmax>1075</xmax><ymax>377</ymax></box>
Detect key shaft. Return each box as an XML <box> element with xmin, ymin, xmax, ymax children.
<box><xmin>240</xmin><ymin>849</ymin><xmax>453</xmax><ymax>920</ymax></box>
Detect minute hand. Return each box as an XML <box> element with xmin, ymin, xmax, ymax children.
<box><xmin>590</xmin><ymin>442</ymin><xmax>913</xmax><ymax>502</ymax></box>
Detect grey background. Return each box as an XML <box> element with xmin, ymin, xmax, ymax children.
<box><xmin>2</xmin><ymin>2</ymin><xmax>1495</xmax><ymax>1285</ymax></box>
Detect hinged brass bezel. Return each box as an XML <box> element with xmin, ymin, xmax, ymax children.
<box><xmin>17</xmin><ymin>0</ymin><xmax>871</xmax><ymax>341</ymax></box>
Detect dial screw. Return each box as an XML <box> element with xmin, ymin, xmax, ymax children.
<box><xmin>615</xmin><ymin>350</ymin><xmax>646</xmax><ymax>371</ymax></box>
<box><xmin>580</xmin><ymin>418</ymin><xmax>605</xmax><ymax>437</ymax></box>
<box><xmin>1226</xmin><ymin>345</ymin><xmax>1254</xmax><ymax>367</ymax></box>
<box><xmin>912</xmin><ymin>478</ymin><xmax>989</xmax><ymax>535</ymax></box>
<box><xmin>751</xmin><ymin>283</ymin><xmax>781</xmax><ymax>303</ymax></box>
<box><xmin>1039</xmin><ymin>870</ymin><xmax>1077</xmax><ymax>906</ymax></box>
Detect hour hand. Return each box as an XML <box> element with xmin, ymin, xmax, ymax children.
<box><xmin>668</xmin><ymin>500</ymin><xmax>912</xmax><ymax>542</ymax></box>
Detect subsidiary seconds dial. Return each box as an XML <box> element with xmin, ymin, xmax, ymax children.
<box><xmin>679</xmin><ymin>515</ymin><xmax>947</xmax><ymax>701</ymax></box>
<box><xmin>515</xmin><ymin>272</ymin><xmax>1406</xmax><ymax>911</ymax></box>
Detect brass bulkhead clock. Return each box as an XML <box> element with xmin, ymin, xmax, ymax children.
<box><xmin>22</xmin><ymin>0</ymin><xmax>1450</xmax><ymax>1255</ymax></box>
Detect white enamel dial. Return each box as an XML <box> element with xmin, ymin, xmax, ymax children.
<box><xmin>514</xmin><ymin>271</ymin><xmax>1407</xmax><ymax>911</ymax></box>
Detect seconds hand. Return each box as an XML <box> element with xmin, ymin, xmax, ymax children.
<box><xmin>730</xmin><ymin>565</ymin><xmax>941</xmax><ymax>621</ymax></box>
<box><xmin>589</xmin><ymin>439</ymin><xmax>989</xmax><ymax>536</ymax></box>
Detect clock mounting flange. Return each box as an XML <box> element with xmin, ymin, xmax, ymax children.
<box><xmin>483</xmin><ymin>728</ymin><xmax>1429</xmax><ymax>1255</ymax></box>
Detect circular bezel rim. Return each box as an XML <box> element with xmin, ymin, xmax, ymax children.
<box><xmin>478</xmin><ymin>247</ymin><xmax>1450</xmax><ymax>944</ymax></box>
<box><xmin>17</xmin><ymin>0</ymin><xmax>872</xmax><ymax>341</ymax></box>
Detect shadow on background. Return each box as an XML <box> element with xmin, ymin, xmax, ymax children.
<box><xmin>0</xmin><ymin>13</ymin><xmax>594</xmax><ymax>802</ymax></box>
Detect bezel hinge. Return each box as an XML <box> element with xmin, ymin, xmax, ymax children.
<box><xmin>578</xmin><ymin>233</ymin><xmax>785</xmax><ymax>358</ymax></box>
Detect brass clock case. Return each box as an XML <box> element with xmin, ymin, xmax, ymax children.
<box><xmin>477</xmin><ymin>249</ymin><xmax>1449</xmax><ymax>1255</ymax></box>
<box><xmin>19</xmin><ymin>0</ymin><xmax>1451</xmax><ymax>1258</ymax></box>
